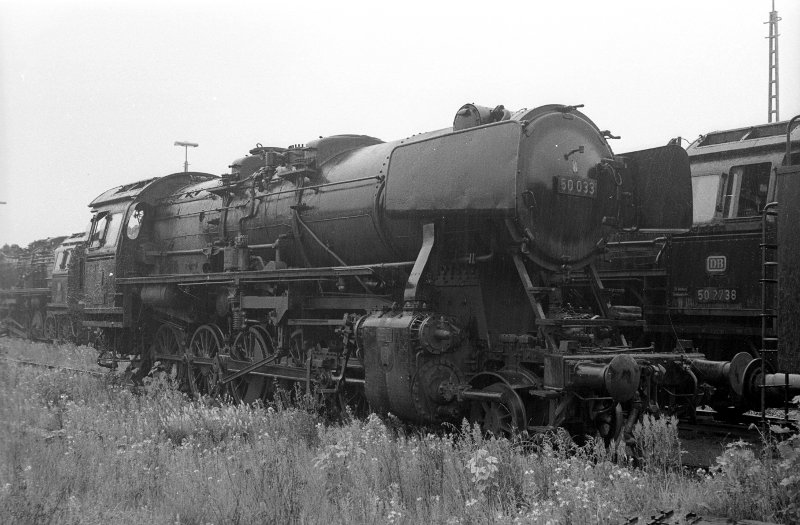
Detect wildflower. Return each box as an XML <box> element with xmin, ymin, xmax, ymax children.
<box><xmin>467</xmin><ymin>448</ymin><xmax>499</xmax><ymax>486</ymax></box>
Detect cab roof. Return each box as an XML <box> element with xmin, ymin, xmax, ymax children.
<box><xmin>89</xmin><ymin>172</ymin><xmax>217</xmax><ymax>209</ymax></box>
<box><xmin>687</xmin><ymin>119</ymin><xmax>800</xmax><ymax>159</ymax></box>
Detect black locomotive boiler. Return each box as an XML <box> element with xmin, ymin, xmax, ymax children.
<box><xmin>27</xmin><ymin>104</ymin><xmax>800</xmax><ymax>437</ymax></box>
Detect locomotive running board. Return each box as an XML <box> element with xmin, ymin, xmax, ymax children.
<box><xmin>115</xmin><ymin>261</ymin><xmax>416</xmax><ymax>286</ymax></box>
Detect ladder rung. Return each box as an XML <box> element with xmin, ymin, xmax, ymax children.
<box><xmin>760</xmin><ymin>278</ymin><xmax>778</xmax><ymax>283</ymax></box>
<box><xmin>763</xmin><ymin>337</ymin><xmax>779</xmax><ymax>342</ymax></box>
<box><xmin>760</xmin><ymin>243</ymin><xmax>778</xmax><ymax>249</ymax></box>
<box><xmin>760</xmin><ymin>313</ymin><xmax>777</xmax><ymax>318</ymax></box>
<box><xmin>763</xmin><ymin>262</ymin><xmax>779</xmax><ymax>267</ymax></box>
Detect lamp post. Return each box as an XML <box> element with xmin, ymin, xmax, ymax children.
<box><xmin>174</xmin><ymin>141</ymin><xmax>199</xmax><ymax>172</ymax></box>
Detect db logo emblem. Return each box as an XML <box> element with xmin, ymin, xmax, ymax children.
<box><xmin>706</xmin><ymin>255</ymin><xmax>727</xmax><ymax>274</ymax></box>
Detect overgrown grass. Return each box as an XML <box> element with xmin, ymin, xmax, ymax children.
<box><xmin>1</xmin><ymin>337</ymin><xmax>99</xmax><ymax>370</ymax></box>
<box><xmin>1</xmin><ymin>338</ymin><xmax>798</xmax><ymax>524</ymax></box>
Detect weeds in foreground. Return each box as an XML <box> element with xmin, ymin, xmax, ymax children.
<box><xmin>707</xmin><ymin>433</ymin><xmax>800</xmax><ymax>523</ymax></box>
<box><xmin>1</xmin><ymin>340</ymin><xmax>798</xmax><ymax>523</ymax></box>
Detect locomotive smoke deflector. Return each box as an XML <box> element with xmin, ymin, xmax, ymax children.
<box><xmin>614</xmin><ymin>144</ymin><xmax>693</xmax><ymax>233</ymax></box>
<box><xmin>385</xmin><ymin>103</ymin><xmax>626</xmax><ymax>271</ymax></box>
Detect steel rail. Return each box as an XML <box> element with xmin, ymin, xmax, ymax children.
<box><xmin>0</xmin><ymin>355</ymin><xmax>107</xmax><ymax>377</ymax></box>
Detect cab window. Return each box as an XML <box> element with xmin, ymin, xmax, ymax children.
<box><xmin>89</xmin><ymin>212</ymin><xmax>123</xmax><ymax>249</ymax></box>
<box><xmin>61</xmin><ymin>249</ymin><xmax>72</xmax><ymax>269</ymax></box>
<box><xmin>104</xmin><ymin>213</ymin><xmax>123</xmax><ymax>247</ymax></box>
<box><xmin>126</xmin><ymin>205</ymin><xmax>145</xmax><ymax>240</ymax></box>
<box><xmin>52</xmin><ymin>249</ymin><xmax>71</xmax><ymax>273</ymax></box>
<box><xmin>89</xmin><ymin>213</ymin><xmax>109</xmax><ymax>248</ymax></box>
<box><xmin>720</xmin><ymin>162</ymin><xmax>772</xmax><ymax>218</ymax></box>
<box><xmin>692</xmin><ymin>174</ymin><xmax>721</xmax><ymax>224</ymax></box>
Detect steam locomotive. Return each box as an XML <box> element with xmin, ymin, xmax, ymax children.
<box><xmin>0</xmin><ymin>235</ymin><xmax>82</xmax><ymax>342</ymax></box>
<box><xmin>3</xmin><ymin>104</ymin><xmax>798</xmax><ymax>439</ymax></box>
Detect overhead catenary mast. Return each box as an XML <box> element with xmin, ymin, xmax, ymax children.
<box><xmin>766</xmin><ymin>0</ymin><xmax>780</xmax><ymax>122</ymax></box>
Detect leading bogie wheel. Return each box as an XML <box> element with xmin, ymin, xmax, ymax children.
<box><xmin>470</xmin><ymin>382</ymin><xmax>527</xmax><ymax>438</ymax></box>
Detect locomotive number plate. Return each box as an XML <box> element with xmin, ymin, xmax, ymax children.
<box><xmin>695</xmin><ymin>288</ymin><xmax>738</xmax><ymax>303</ymax></box>
<box><xmin>555</xmin><ymin>176</ymin><xmax>597</xmax><ymax>198</ymax></box>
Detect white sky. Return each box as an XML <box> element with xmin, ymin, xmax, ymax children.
<box><xmin>1</xmin><ymin>0</ymin><xmax>798</xmax><ymax>246</ymax></box>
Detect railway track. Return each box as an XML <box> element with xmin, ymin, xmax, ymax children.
<box><xmin>622</xmin><ymin>509</ymin><xmax>777</xmax><ymax>524</ymax></box>
<box><xmin>0</xmin><ymin>354</ymin><xmax>108</xmax><ymax>378</ymax></box>
<box><xmin>678</xmin><ymin>409</ymin><xmax>798</xmax><ymax>469</ymax></box>
<box><xmin>683</xmin><ymin>410</ymin><xmax>798</xmax><ymax>437</ymax></box>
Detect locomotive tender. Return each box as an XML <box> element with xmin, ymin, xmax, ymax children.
<box><xmin>5</xmin><ymin>103</ymin><xmax>800</xmax><ymax>438</ymax></box>
<box><xmin>658</xmin><ymin>118</ymin><xmax>800</xmax><ymax>375</ymax></box>
<box><xmin>596</xmin><ymin>117</ymin><xmax>800</xmax><ymax>375</ymax></box>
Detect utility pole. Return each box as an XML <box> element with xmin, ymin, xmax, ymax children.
<box><xmin>766</xmin><ymin>0</ymin><xmax>780</xmax><ymax>123</ymax></box>
<box><xmin>174</xmin><ymin>141</ymin><xmax>199</xmax><ymax>172</ymax></box>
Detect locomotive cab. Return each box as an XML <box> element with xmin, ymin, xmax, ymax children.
<box><xmin>82</xmin><ymin>173</ymin><xmax>217</xmax><ymax>357</ymax></box>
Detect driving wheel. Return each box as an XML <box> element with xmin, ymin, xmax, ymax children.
<box><xmin>188</xmin><ymin>324</ymin><xmax>223</xmax><ymax>396</ymax></box>
<box><xmin>229</xmin><ymin>326</ymin><xmax>273</xmax><ymax>403</ymax></box>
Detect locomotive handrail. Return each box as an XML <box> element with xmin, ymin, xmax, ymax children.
<box><xmin>760</xmin><ymin>200</ymin><xmax>780</xmax><ymax>423</ymax></box>
<box><xmin>145</xmin><ymin>238</ymin><xmax>282</xmax><ymax>257</ymax></box>
<box><xmin>144</xmin><ymin>248</ymin><xmax>204</xmax><ymax>257</ymax></box>
<box><xmin>604</xmin><ymin>236</ymin><xmax>667</xmax><ymax>247</ymax></box>
<box><xmin>256</xmin><ymin>174</ymin><xmax>384</xmax><ymax>199</ymax></box>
